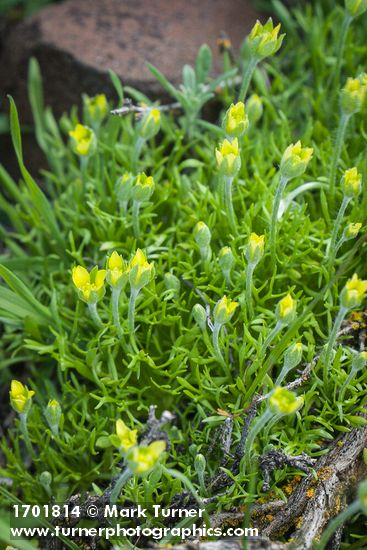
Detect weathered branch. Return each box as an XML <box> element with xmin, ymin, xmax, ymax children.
<box><xmin>262</xmin><ymin>417</ymin><xmax>367</xmax><ymax>548</ymax></box>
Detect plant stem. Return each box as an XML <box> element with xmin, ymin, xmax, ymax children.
<box><xmin>212</xmin><ymin>321</ymin><xmax>225</xmax><ymax>365</ymax></box>
<box><xmin>109</xmin><ymin>467</ymin><xmax>132</xmax><ymax>503</ymax></box>
<box><xmin>224</xmin><ymin>176</ymin><xmax>237</xmax><ymax>234</ymax></box>
<box><xmin>245</xmin><ymin>262</ymin><xmax>255</xmax><ymax>320</ymax></box>
<box><xmin>19</xmin><ymin>413</ymin><xmax>32</xmax><ymax>455</ymax></box>
<box><xmin>278</xmin><ymin>181</ymin><xmax>327</xmax><ymax>220</ymax></box>
<box><xmin>329</xmin><ymin>113</ymin><xmax>350</xmax><ymax>204</ymax></box>
<box><xmin>88</xmin><ymin>302</ymin><xmax>103</xmax><ymax>328</ymax></box>
<box><xmin>275</xmin><ymin>367</ymin><xmax>290</xmax><ymax>387</ymax></box>
<box><xmin>332</xmin><ymin>14</ymin><xmax>353</xmax><ymax>91</ymax></box>
<box><xmin>244</xmin><ymin>408</ymin><xmax>272</xmax><ymax>467</ymax></box>
<box><xmin>133</xmin><ymin>136</ymin><xmax>145</xmax><ymax>171</ymax></box>
<box><xmin>270</xmin><ymin>175</ymin><xmax>289</xmax><ymax>264</ymax></box>
<box><xmin>111</xmin><ymin>287</ymin><xmax>122</xmax><ymax>337</ymax></box>
<box><xmin>132</xmin><ymin>200</ymin><xmax>141</xmax><ymax>238</ymax></box>
<box><xmin>323</xmin><ymin>306</ymin><xmax>348</xmax><ymax>382</ymax></box>
<box><xmin>327</xmin><ymin>196</ymin><xmax>350</xmax><ymax>268</ymax></box>
<box><xmin>316</xmin><ymin>499</ymin><xmax>360</xmax><ymax>550</ymax></box>
<box><xmin>128</xmin><ymin>288</ymin><xmax>139</xmax><ymax>353</ymax></box>
<box><xmin>238</xmin><ymin>55</ymin><xmax>258</xmax><ymax>102</ymax></box>
<box><xmin>243</xmin><ymin>321</ymin><xmax>284</xmax><ymax>403</ymax></box>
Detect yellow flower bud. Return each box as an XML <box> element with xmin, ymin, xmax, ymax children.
<box><xmin>107</xmin><ymin>251</ymin><xmax>127</xmax><ymax>288</ymax></box>
<box><xmin>340</xmin><ymin>75</ymin><xmax>367</xmax><ymax>115</ymax></box>
<box><xmin>84</xmin><ymin>94</ymin><xmax>108</xmax><ymax>121</ymax></box>
<box><xmin>192</xmin><ymin>303</ymin><xmax>207</xmax><ymax>330</ymax></box>
<box><xmin>115</xmin><ymin>172</ymin><xmax>134</xmax><ymax>204</ymax></box>
<box><xmin>341</xmin><ymin>167</ymin><xmax>362</xmax><ymax>197</ymax></box>
<box><xmin>114</xmin><ymin>419</ymin><xmax>138</xmax><ymax>453</ymax></box>
<box><xmin>216</xmin><ymin>138</ymin><xmax>241</xmax><ymax>177</ymax></box>
<box><xmin>344</xmin><ymin>222</ymin><xmax>362</xmax><ymax>240</ymax></box>
<box><xmin>351</xmin><ymin>351</ymin><xmax>367</xmax><ymax>372</ymax></box>
<box><xmin>44</xmin><ymin>399</ymin><xmax>62</xmax><ymax>436</ymax></box>
<box><xmin>345</xmin><ymin>0</ymin><xmax>367</xmax><ymax>17</ymax></box>
<box><xmin>133</xmin><ymin>173</ymin><xmax>155</xmax><ymax>202</ymax></box>
<box><xmin>69</xmin><ymin>124</ymin><xmax>96</xmax><ymax>156</ymax></box>
<box><xmin>213</xmin><ymin>295</ymin><xmax>238</xmax><ymax>325</ymax></box>
<box><xmin>72</xmin><ymin>265</ymin><xmax>106</xmax><ymax>303</ymax></box>
<box><xmin>280</xmin><ymin>141</ymin><xmax>313</xmax><ymax>179</ymax></box>
<box><xmin>138</xmin><ymin>108</ymin><xmax>161</xmax><ymax>140</ymax></box>
<box><xmin>284</xmin><ymin>342</ymin><xmax>303</xmax><ymax>371</ymax></box>
<box><xmin>10</xmin><ymin>380</ymin><xmax>35</xmax><ymax>415</ymax></box>
<box><xmin>127</xmin><ymin>441</ymin><xmax>166</xmax><ymax>474</ymax></box>
<box><xmin>246</xmin><ymin>232</ymin><xmax>265</xmax><ymax>264</ymax></box>
<box><xmin>222</xmin><ymin>102</ymin><xmax>249</xmax><ymax>138</ymax></box>
<box><xmin>246</xmin><ymin>94</ymin><xmax>263</xmax><ymax>124</ymax></box>
<box><xmin>247</xmin><ymin>18</ymin><xmax>285</xmax><ymax>59</ymax></box>
<box><xmin>276</xmin><ymin>293</ymin><xmax>296</xmax><ymax>324</ymax></box>
<box><xmin>218</xmin><ymin>246</ymin><xmax>235</xmax><ymax>273</ymax></box>
<box><xmin>269</xmin><ymin>387</ymin><xmax>304</xmax><ymax>415</ymax></box>
<box><xmin>193</xmin><ymin>221</ymin><xmax>211</xmax><ymax>248</ymax></box>
<box><xmin>128</xmin><ymin>249</ymin><xmax>154</xmax><ymax>291</ymax></box>
<box><xmin>340</xmin><ymin>273</ymin><xmax>367</xmax><ymax>309</ymax></box>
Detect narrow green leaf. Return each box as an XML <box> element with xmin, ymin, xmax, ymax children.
<box><xmin>8</xmin><ymin>95</ymin><xmax>65</xmax><ymax>251</ymax></box>
<box><xmin>0</xmin><ymin>264</ymin><xmax>51</xmax><ymax>323</ymax></box>
<box><xmin>109</xmin><ymin>69</ymin><xmax>124</xmax><ymax>103</ymax></box>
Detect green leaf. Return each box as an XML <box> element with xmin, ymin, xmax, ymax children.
<box><xmin>109</xmin><ymin>69</ymin><xmax>124</xmax><ymax>103</ymax></box>
<box><xmin>195</xmin><ymin>44</ymin><xmax>213</xmax><ymax>84</ymax></box>
<box><xmin>8</xmin><ymin>95</ymin><xmax>65</xmax><ymax>251</ymax></box>
<box><xmin>28</xmin><ymin>57</ymin><xmax>47</xmax><ymax>152</ymax></box>
<box><xmin>182</xmin><ymin>65</ymin><xmax>196</xmax><ymax>91</ymax></box>
<box><xmin>0</xmin><ymin>264</ymin><xmax>52</xmax><ymax>324</ymax></box>
<box><xmin>147</xmin><ymin>63</ymin><xmax>179</xmax><ymax>100</ymax></box>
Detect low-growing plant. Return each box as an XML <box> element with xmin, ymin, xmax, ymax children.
<box><xmin>1</xmin><ymin>1</ymin><xmax>367</xmax><ymax>548</ymax></box>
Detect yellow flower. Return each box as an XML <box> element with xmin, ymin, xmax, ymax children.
<box><xmin>72</xmin><ymin>265</ymin><xmax>106</xmax><ymax>303</ymax></box>
<box><xmin>213</xmin><ymin>295</ymin><xmax>238</xmax><ymax>325</ymax></box>
<box><xmin>269</xmin><ymin>387</ymin><xmax>304</xmax><ymax>414</ymax></box>
<box><xmin>216</xmin><ymin>138</ymin><xmax>241</xmax><ymax>177</ymax></box>
<box><xmin>344</xmin><ymin>222</ymin><xmax>362</xmax><ymax>239</ymax></box>
<box><xmin>345</xmin><ymin>0</ymin><xmax>367</xmax><ymax>18</ymax></box>
<box><xmin>223</xmin><ymin>102</ymin><xmax>249</xmax><ymax>138</ymax></box>
<box><xmin>341</xmin><ymin>273</ymin><xmax>367</xmax><ymax>309</ymax></box>
<box><xmin>138</xmin><ymin>108</ymin><xmax>161</xmax><ymax>140</ymax></box>
<box><xmin>341</xmin><ymin>167</ymin><xmax>362</xmax><ymax>197</ymax></box>
<box><xmin>277</xmin><ymin>293</ymin><xmax>296</xmax><ymax>324</ymax></box>
<box><xmin>280</xmin><ymin>141</ymin><xmax>313</xmax><ymax>179</ymax></box>
<box><xmin>247</xmin><ymin>18</ymin><xmax>285</xmax><ymax>59</ymax></box>
<box><xmin>246</xmin><ymin>232</ymin><xmax>265</xmax><ymax>264</ymax></box>
<box><xmin>127</xmin><ymin>441</ymin><xmax>166</xmax><ymax>474</ymax></box>
<box><xmin>129</xmin><ymin>249</ymin><xmax>154</xmax><ymax>291</ymax></box>
<box><xmin>340</xmin><ymin>75</ymin><xmax>367</xmax><ymax>115</ymax></box>
<box><xmin>115</xmin><ymin>419</ymin><xmax>138</xmax><ymax>453</ymax></box>
<box><xmin>69</xmin><ymin>124</ymin><xmax>95</xmax><ymax>156</ymax></box>
<box><xmin>107</xmin><ymin>251</ymin><xmax>127</xmax><ymax>288</ymax></box>
<box><xmin>133</xmin><ymin>173</ymin><xmax>155</xmax><ymax>202</ymax></box>
<box><xmin>84</xmin><ymin>94</ymin><xmax>108</xmax><ymax>119</ymax></box>
<box><xmin>10</xmin><ymin>380</ymin><xmax>35</xmax><ymax>414</ymax></box>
